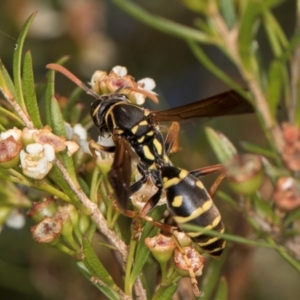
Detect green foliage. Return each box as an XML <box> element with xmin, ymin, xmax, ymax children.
<box><xmin>1</xmin><ymin>2</ymin><xmax>300</xmax><ymax>300</ymax></box>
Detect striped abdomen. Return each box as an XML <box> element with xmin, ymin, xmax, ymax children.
<box><xmin>161</xmin><ymin>166</ymin><xmax>225</xmax><ymax>257</ymax></box>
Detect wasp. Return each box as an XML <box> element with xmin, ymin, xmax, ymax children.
<box><xmin>47</xmin><ymin>64</ymin><xmax>252</xmax><ymax>258</ymax></box>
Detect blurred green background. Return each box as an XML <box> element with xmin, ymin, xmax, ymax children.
<box><xmin>0</xmin><ymin>0</ymin><xmax>299</xmax><ymax>299</ymax></box>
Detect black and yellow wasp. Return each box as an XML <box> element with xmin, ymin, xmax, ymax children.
<box><xmin>47</xmin><ymin>63</ymin><xmax>253</xmax><ymax>258</ymax></box>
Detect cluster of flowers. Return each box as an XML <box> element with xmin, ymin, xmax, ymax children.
<box><xmin>0</xmin><ymin>126</ymin><xmax>80</xmax><ymax>179</ymax></box>
<box><xmin>90</xmin><ymin>65</ymin><xmax>158</xmax><ymax>105</ymax></box>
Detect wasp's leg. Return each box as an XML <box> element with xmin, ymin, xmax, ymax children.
<box><xmin>89</xmin><ymin>139</ymin><xmax>115</xmax><ymax>157</ymax></box>
<box><xmin>189</xmin><ymin>164</ymin><xmax>223</xmax><ymax>178</ymax></box>
<box><xmin>190</xmin><ymin>164</ymin><xmax>225</xmax><ymax>198</ymax></box>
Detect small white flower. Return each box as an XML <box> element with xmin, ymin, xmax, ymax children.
<box><xmin>64</xmin><ymin>123</ymin><xmax>87</xmax><ymax>155</ymax></box>
<box><xmin>6</xmin><ymin>210</ymin><xmax>26</xmax><ymax>229</ymax></box>
<box><xmin>90</xmin><ymin>66</ymin><xmax>158</xmax><ymax>104</ymax></box>
<box><xmin>20</xmin><ymin>143</ymin><xmax>55</xmax><ymax>179</ymax></box>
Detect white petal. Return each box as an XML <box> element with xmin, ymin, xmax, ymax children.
<box><xmin>0</xmin><ymin>128</ymin><xmax>22</xmax><ymax>142</ymax></box>
<box><xmin>79</xmin><ymin>140</ymin><xmax>92</xmax><ymax>155</ymax></box>
<box><xmin>44</xmin><ymin>144</ymin><xmax>55</xmax><ymax>162</ymax></box>
<box><xmin>26</xmin><ymin>143</ymin><xmax>43</xmax><ymax>155</ymax></box>
<box><xmin>137</xmin><ymin>78</ymin><xmax>156</xmax><ymax>91</ymax></box>
<box><xmin>65</xmin><ymin>141</ymin><xmax>79</xmax><ymax>156</ymax></box>
<box><xmin>112</xmin><ymin>66</ymin><xmax>127</xmax><ymax>77</ymax></box>
<box><xmin>65</xmin><ymin>122</ymin><xmax>73</xmax><ymax>139</ymax></box>
<box><xmin>19</xmin><ymin>150</ymin><xmax>27</xmax><ymax>168</ymax></box>
<box><xmin>73</xmin><ymin>124</ymin><xmax>87</xmax><ymax>140</ymax></box>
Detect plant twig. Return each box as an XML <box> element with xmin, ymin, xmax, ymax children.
<box><xmin>54</xmin><ymin>158</ymin><xmax>128</xmax><ymax>261</ymax></box>
<box><xmin>208</xmin><ymin>1</ymin><xmax>285</xmax><ymax>153</ymax></box>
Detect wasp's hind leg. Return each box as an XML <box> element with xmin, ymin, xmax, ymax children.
<box><xmin>190</xmin><ymin>164</ymin><xmax>225</xmax><ymax>197</ymax></box>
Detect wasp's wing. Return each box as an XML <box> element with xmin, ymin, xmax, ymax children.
<box><xmin>150</xmin><ymin>90</ymin><xmax>253</xmax><ymax>122</ymax></box>
<box><xmin>108</xmin><ymin>136</ymin><xmax>132</xmax><ymax>210</ymax></box>
<box><xmin>164</xmin><ymin>122</ymin><xmax>180</xmax><ymax>155</ymax></box>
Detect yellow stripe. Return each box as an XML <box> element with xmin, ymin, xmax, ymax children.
<box><xmin>147</xmin><ymin>131</ymin><xmax>154</xmax><ymax>136</ymax></box>
<box><xmin>171</xmin><ymin>195</ymin><xmax>183</xmax><ymax>207</ymax></box>
<box><xmin>190</xmin><ymin>225</ymin><xmax>224</xmax><ymax>238</ymax></box>
<box><xmin>92</xmin><ymin>104</ymin><xmax>101</xmax><ymax>117</ymax></box>
<box><xmin>139</xmin><ymin>120</ymin><xmax>148</xmax><ymax>126</ymax></box>
<box><xmin>131</xmin><ymin>125</ymin><xmax>139</xmax><ymax>134</ymax></box>
<box><xmin>137</xmin><ymin>136</ymin><xmax>145</xmax><ymax>143</ymax></box>
<box><xmin>196</xmin><ymin>180</ymin><xmax>204</xmax><ymax>189</ymax></box>
<box><xmin>105</xmin><ymin>103</ymin><xmax>121</xmax><ymax>128</ymax></box>
<box><xmin>179</xmin><ymin>169</ymin><xmax>189</xmax><ymax>179</ymax></box>
<box><xmin>209</xmin><ymin>241</ymin><xmax>226</xmax><ymax>253</ymax></box>
<box><xmin>153</xmin><ymin>138</ymin><xmax>163</xmax><ymax>155</ymax></box>
<box><xmin>163</xmin><ymin>176</ymin><xmax>181</xmax><ymax>189</ymax></box>
<box><xmin>173</xmin><ymin>199</ymin><xmax>213</xmax><ymax>224</ymax></box>
<box><xmin>143</xmin><ymin>145</ymin><xmax>155</xmax><ymax>160</ymax></box>
<box><xmin>197</xmin><ymin>236</ymin><xmax>219</xmax><ymax>246</ymax></box>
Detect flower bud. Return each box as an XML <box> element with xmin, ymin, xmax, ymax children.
<box><xmin>282</xmin><ymin>122</ymin><xmax>299</xmax><ymax>145</ymax></box>
<box><xmin>282</xmin><ymin>141</ymin><xmax>300</xmax><ymax>172</ymax></box>
<box><xmin>78</xmin><ymin>214</ymin><xmax>91</xmax><ymax>235</ymax></box>
<box><xmin>273</xmin><ymin>177</ymin><xmax>300</xmax><ymax>212</ymax></box>
<box><xmin>31</xmin><ymin>217</ymin><xmax>62</xmax><ymax>243</ymax></box>
<box><xmin>173</xmin><ymin>247</ymin><xmax>205</xmax><ymax>277</ymax></box>
<box><xmin>224</xmin><ymin>154</ymin><xmax>263</xmax><ymax>195</ymax></box>
<box><xmin>27</xmin><ymin>197</ymin><xmax>58</xmax><ymax>223</ymax></box>
<box><xmin>145</xmin><ymin>234</ymin><xmax>176</xmax><ymax>263</ymax></box>
<box><xmin>0</xmin><ymin>136</ymin><xmax>22</xmax><ymax>168</ymax></box>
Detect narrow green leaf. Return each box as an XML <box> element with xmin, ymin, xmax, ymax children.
<box><xmin>45</xmin><ymin>96</ymin><xmax>66</xmax><ymax>137</ymax></box>
<box><xmin>45</xmin><ymin>70</ymin><xmax>78</xmax><ymax>180</ymax></box>
<box><xmin>62</xmin><ymin>87</ymin><xmax>83</xmax><ymax>121</ymax></box>
<box><xmin>182</xmin><ymin>223</ymin><xmax>282</xmax><ymax>250</ymax></box>
<box><xmin>267</xmin><ymin>61</ymin><xmax>283</xmax><ymax>118</ymax></box>
<box><xmin>238</xmin><ymin>2</ymin><xmax>260</xmax><ymax>72</ymax></box>
<box><xmin>82</xmin><ymin>238</ymin><xmax>116</xmax><ymax>287</ymax></box>
<box><xmin>13</xmin><ymin>11</ymin><xmax>37</xmax><ymax>111</ymax></box>
<box><xmin>200</xmin><ymin>248</ymin><xmax>228</xmax><ymax>300</ymax></box>
<box><xmin>252</xmin><ymin>193</ymin><xmax>280</xmax><ymax>225</ymax></box>
<box><xmin>280</xmin><ymin>30</ymin><xmax>300</xmax><ymax>63</ymax></box>
<box><xmin>77</xmin><ymin>262</ymin><xmax>119</xmax><ymax>300</ymax></box>
<box><xmin>0</xmin><ymin>60</ymin><xmax>19</xmax><ymax>107</ymax></box>
<box><xmin>109</xmin><ymin>0</ymin><xmax>217</xmax><ymax>44</ymax></box>
<box><xmin>220</xmin><ymin>0</ymin><xmax>236</xmax><ymax>29</ymax></box>
<box><xmin>283</xmin><ymin>208</ymin><xmax>300</xmax><ymax>227</ymax></box>
<box><xmin>241</xmin><ymin>141</ymin><xmax>278</xmax><ymax>159</ymax></box>
<box><xmin>23</xmin><ymin>51</ymin><xmax>43</xmax><ymax>128</ymax></box>
<box><xmin>187</xmin><ymin>40</ymin><xmax>249</xmax><ymax>99</ymax></box>
<box><xmin>205</xmin><ymin>127</ymin><xmax>237</xmax><ymax>163</ymax></box>
<box><xmin>214</xmin><ymin>277</ymin><xmax>228</xmax><ymax>300</ymax></box>
<box><xmin>129</xmin><ymin>206</ymin><xmax>165</xmax><ymax>284</ymax></box>
<box><xmin>0</xmin><ymin>107</ymin><xmax>24</xmax><ymax>126</ymax></box>
<box><xmin>152</xmin><ymin>283</ymin><xmax>177</xmax><ymax>300</ymax></box>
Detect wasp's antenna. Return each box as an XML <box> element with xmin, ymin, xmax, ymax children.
<box><xmin>0</xmin><ymin>30</ymin><xmax>18</xmax><ymax>49</ymax></box>
<box><xmin>46</xmin><ymin>63</ymin><xmax>102</xmax><ymax>100</ymax></box>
